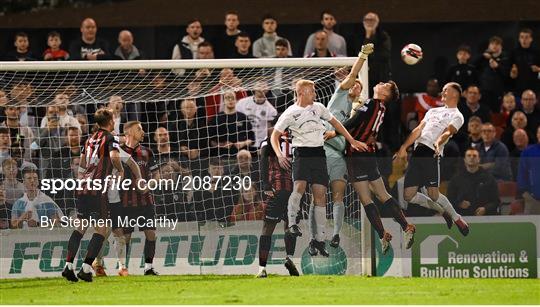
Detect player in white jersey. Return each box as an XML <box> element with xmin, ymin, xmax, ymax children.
<box><xmin>394</xmin><ymin>82</ymin><xmax>470</xmax><ymax>236</ymax></box>
<box><xmin>271</xmin><ymin>79</ymin><xmax>368</xmax><ymax>256</ymax></box>
<box><xmin>312</xmin><ymin>43</ymin><xmax>373</xmax><ymax>250</ymax></box>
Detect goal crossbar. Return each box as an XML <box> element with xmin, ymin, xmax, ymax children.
<box><xmin>0</xmin><ymin>57</ymin><xmax>359</xmax><ymax>71</ymax></box>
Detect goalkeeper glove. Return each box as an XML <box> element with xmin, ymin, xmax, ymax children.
<box><xmin>359</xmin><ymin>43</ymin><xmax>374</xmax><ymax>60</ymax></box>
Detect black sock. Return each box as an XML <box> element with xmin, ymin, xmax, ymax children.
<box><xmin>83</xmin><ymin>233</ymin><xmax>105</xmax><ymax>266</ymax></box>
<box><xmin>364</xmin><ymin>203</ymin><xmax>385</xmax><ymax>239</ymax></box>
<box><xmin>284</xmin><ymin>232</ymin><xmax>297</xmax><ymax>257</ymax></box>
<box><xmin>258</xmin><ymin>235</ymin><xmax>271</xmax><ymax>267</ymax></box>
<box><xmin>66</xmin><ymin>231</ymin><xmax>83</xmax><ymax>263</ymax></box>
<box><xmin>385</xmin><ymin>198</ymin><xmax>408</xmax><ymax>231</ymax></box>
<box><xmin>144</xmin><ymin>239</ymin><xmax>156</xmax><ymax>264</ymax></box>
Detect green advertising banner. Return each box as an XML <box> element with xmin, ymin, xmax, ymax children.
<box><xmin>411</xmin><ymin>222</ymin><xmax>537</xmax><ymax>278</ymax></box>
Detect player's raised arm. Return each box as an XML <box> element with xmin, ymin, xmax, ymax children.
<box><xmin>394</xmin><ymin>120</ymin><xmax>426</xmax><ymax>161</ymax></box>
<box><xmin>340</xmin><ymin>43</ymin><xmax>374</xmax><ymax>90</ymax></box>
<box><xmin>328</xmin><ymin>117</ymin><xmax>368</xmax><ymax>152</ymax></box>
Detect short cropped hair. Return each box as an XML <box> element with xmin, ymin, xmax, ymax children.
<box><xmin>198</xmin><ymin>41</ymin><xmax>213</xmax><ymax>50</ymax></box>
<box><xmin>94</xmin><ymin>108</ymin><xmax>113</xmax><ymax>128</ymax></box>
<box><xmin>468</xmin><ymin>116</ymin><xmax>482</xmax><ymax>124</ymax></box>
<box><xmin>295</xmin><ymin>79</ymin><xmax>315</xmax><ymax>90</ymax></box>
<box><xmin>465</xmin><ymin>147</ymin><xmax>480</xmax><ymax>155</ymax></box>
<box><xmin>275</xmin><ymin>38</ymin><xmax>289</xmax><ymax>48</ymax></box>
<box><xmin>457</xmin><ymin>44</ymin><xmax>471</xmax><ymax>54</ymax></box>
<box><xmin>237</xmin><ymin>32</ymin><xmax>250</xmax><ymax>39</ymax></box>
<box><xmin>320</xmin><ymin>10</ymin><xmax>334</xmax><ymax>21</ymax></box>
<box><xmin>447</xmin><ymin>82</ymin><xmax>463</xmax><ymax>96</ymax></box>
<box><xmin>2</xmin><ymin>158</ymin><xmax>17</xmax><ymax>169</ymax></box>
<box><xmin>489</xmin><ymin>36</ymin><xmax>503</xmax><ymax>45</ymax></box>
<box><xmin>14</xmin><ymin>32</ymin><xmax>28</xmax><ymax>40</ymax></box>
<box><xmin>47</xmin><ymin>31</ymin><xmax>61</xmax><ymax>39</ymax></box>
<box><xmin>187</xmin><ymin>19</ymin><xmax>201</xmax><ymax>26</ymax></box>
<box><xmin>123</xmin><ymin>120</ymin><xmax>141</xmax><ymax>133</ymax></box>
<box><xmin>519</xmin><ymin>28</ymin><xmax>533</xmax><ymax>36</ymax></box>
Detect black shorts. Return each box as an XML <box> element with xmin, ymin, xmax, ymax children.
<box><xmin>264</xmin><ymin>190</ymin><xmax>291</xmax><ymax>223</ymax></box>
<box><xmin>404</xmin><ymin>144</ymin><xmax>440</xmax><ymax>188</ymax></box>
<box><xmin>112</xmin><ymin>205</ymin><xmax>156</xmax><ymax>234</ymax></box>
<box><xmin>292</xmin><ymin>147</ymin><xmax>329</xmax><ymax>186</ymax></box>
<box><xmin>347</xmin><ymin>151</ymin><xmax>381</xmax><ymax>182</ymax></box>
<box><xmin>76</xmin><ymin>194</ymin><xmax>109</xmax><ymax>220</ymax></box>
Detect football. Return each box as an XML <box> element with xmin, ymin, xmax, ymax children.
<box><xmin>401</xmin><ymin>43</ymin><xmax>423</xmax><ymax>65</ymax></box>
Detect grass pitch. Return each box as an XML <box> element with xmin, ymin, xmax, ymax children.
<box><xmin>1</xmin><ymin>275</ymin><xmax>538</xmax><ymax>304</ymax></box>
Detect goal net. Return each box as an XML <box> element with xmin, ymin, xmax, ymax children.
<box><xmin>0</xmin><ymin>58</ymin><xmax>378</xmax><ymax>277</ymax></box>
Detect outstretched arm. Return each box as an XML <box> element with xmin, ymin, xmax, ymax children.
<box><xmin>340</xmin><ymin>44</ymin><xmax>374</xmax><ymax>90</ymax></box>
<box><xmin>329</xmin><ymin>117</ymin><xmax>368</xmax><ymax>152</ymax></box>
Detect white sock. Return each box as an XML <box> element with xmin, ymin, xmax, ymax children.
<box><xmin>144</xmin><ymin>263</ymin><xmax>153</xmax><ymax>271</ymax></box>
<box><xmin>313</xmin><ymin>206</ymin><xmax>327</xmax><ymax>242</ymax></box>
<box><xmin>410</xmin><ymin>192</ymin><xmax>444</xmax><ymax>214</ymax></box>
<box><xmin>435</xmin><ymin>194</ymin><xmax>460</xmax><ymax>221</ymax></box>
<box><xmin>258</xmin><ymin>266</ymin><xmax>266</xmax><ymax>273</ymax></box>
<box><xmin>114</xmin><ymin>236</ymin><xmax>127</xmax><ymax>269</ymax></box>
<box><xmin>287</xmin><ymin>192</ymin><xmax>302</xmax><ymax>226</ymax></box>
<box><xmin>65</xmin><ymin>262</ymin><xmax>73</xmax><ymax>270</ymax></box>
<box><xmin>332</xmin><ymin>202</ymin><xmax>345</xmax><ymax>236</ymax></box>
<box><xmin>308</xmin><ymin>204</ymin><xmax>317</xmax><ymax>240</ymax></box>
<box><xmin>82</xmin><ymin>263</ymin><xmax>93</xmax><ymax>273</ymax></box>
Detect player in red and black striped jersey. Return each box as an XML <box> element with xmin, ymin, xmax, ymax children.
<box><xmin>256</xmin><ymin>122</ymin><xmax>299</xmax><ymax>278</ymax></box>
<box><xmin>343</xmin><ymin>81</ymin><xmax>416</xmax><ymax>254</ymax></box>
<box><xmin>63</xmin><ymin>108</ymin><xmax>125</xmax><ymax>282</ymax></box>
<box><xmin>116</xmin><ymin>121</ymin><xmax>159</xmax><ymax>275</ymax></box>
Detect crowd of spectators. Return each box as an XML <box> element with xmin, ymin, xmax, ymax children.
<box><xmin>0</xmin><ymin>11</ymin><xmax>539</xmax><ymax>230</ymax></box>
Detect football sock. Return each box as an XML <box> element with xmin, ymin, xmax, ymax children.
<box><xmin>83</xmin><ymin>233</ymin><xmax>105</xmax><ymax>266</ymax></box>
<box><xmin>364</xmin><ymin>203</ymin><xmax>385</xmax><ymax>239</ymax></box>
<box><xmin>287</xmin><ymin>192</ymin><xmax>302</xmax><ymax>226</ymax></box>
<box><xmin>94</xmin><ymin>228</ymin><xmax>111</xmax><ymax>266</ymax></box>
<box><xmin>332</xmin><ymin>201</ymin><xmax>345</xmax><ymax>236</ymax></box>
<box><xmin>410</xmin><ymin>192</ymin><xmax>444</xmax><ymax>214</ymax></box>
<box><xmin>258</xmin><ymin>235</ymin><xmax>271</xmax><ymax>267</ymax></box>
<box><xmin>435</xmin><ymin>194</ymin><xmax>460</xmax><ymax>221</ymax></box>
<box><xmin>114</xmin><ymin>236</ymin><xmax>127</xmax><ymax>269</ymax></box>
<box><xmin>308</xmin><ymin>204</ymin><xmax>317</xmax><ymax>240</ymax></box>
<box><xmin>284</xmin><ymin>231</ymin><xmax>297</xmax><ymax>258</ymax></box>
<box><xmin>144</xmin><ymin>239</ymin><xmax>156</xmax><ymax>265</ymax></box>
<box><xmin>66</xmin><ymin>230</ymin><xmax>83</xmax><ymax>264</ymax></box>
<box><xmin>313</xmin><ymin>206</ymin><xmax>326</xmax><ymax>242</ymax></box>
<box><xmin>385</xmin><ymin>198</ymin><xmax>408</xmax><ymax>231</ymax></box>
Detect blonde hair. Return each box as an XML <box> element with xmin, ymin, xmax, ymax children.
<box><xmin>295</xmin><ymin>79</ymin><xmax>315</xmax><ymax>91</ymax></box>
